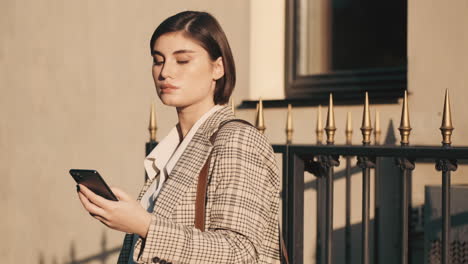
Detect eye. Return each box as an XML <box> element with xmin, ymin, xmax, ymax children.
<box><xmin>153</xmin><ymin>58</ymin><xmax>164</xmax><ymax>66</ymax></box>
<box><xmin>177</xmin><ymin>60</ymin><xmax>189</xmax><ymax>65</ymax></box>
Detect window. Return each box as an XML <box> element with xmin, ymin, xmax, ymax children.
<box><xmin>285</xmin><ymin>0</ymin><xmax>407</xmax><ymax>104</ymax></box>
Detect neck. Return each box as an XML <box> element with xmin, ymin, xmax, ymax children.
<box><xmin>176</xmin><ymin>102</ymin><xmax>216</xmax><ymax>139</ymax></box>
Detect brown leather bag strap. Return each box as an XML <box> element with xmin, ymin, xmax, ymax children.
<box><xmin>195</xmin><ymin>119</ymin><xmax>252</xmax><ymax>231</ymax></box>
<box><xmin>194</xmin><ymin>155</ymin><xmax>210</xmax><ymax>231</ymax></box>
<box><xmin>279</xmin><ymin>223</ymin><xmax>289</xmax><ymax>263</ymax></box>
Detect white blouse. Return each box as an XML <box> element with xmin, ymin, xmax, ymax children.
<box><xmin>128</xmin><ymin>104</ymin><xmax>223</xmax><ymax>264</ymax></box>
<box><xmin>141</xmin><ymin>104</ymin><xmax>223</xmax><ymax>211</ymax></box>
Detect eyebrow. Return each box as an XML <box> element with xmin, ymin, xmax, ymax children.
<box><xmin>151</xmin><ymin>49</ymin><xmax>196</xmax><ymax>56</ymax></box>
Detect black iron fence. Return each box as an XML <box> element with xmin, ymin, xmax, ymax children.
<box><xmin>273</xmin><ymin>144</ymin><xmax>468</xmax><ymax>264</ymax></box>
<box><xmin>271</xmin><ymin>90</ymin><xmax>468</xmax><ymax>264</ymax></box>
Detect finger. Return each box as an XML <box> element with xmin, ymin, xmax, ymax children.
<box><xmin>93</xmin><ymin>214</ymin><xmax>111</xmax><ymax>227</ymax></box>
<box><xmin>110</xmin><ymin>187</ymin><xmax>132</xmax><ymax>201</ymax></box>
<box><xmin>78</xmin><ymin>191</ymin><xmax>108</xmax><ymax>217</ymax></box>
<box><xmin>77</xmin><ymin>190</ymin><xmax>91</xmax><ymax>207</ymax></box>
<box><xmin>78</xmin><ymin>191</ymin><xmax>103</xmax><ymax>213</ymax></box>
<box><xmin>78</xmin><ymin>184</ymin><xmax>112</xmax><ymax>209</ymax></box>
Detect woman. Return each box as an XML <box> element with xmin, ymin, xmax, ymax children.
<box><xmin>77</xmin><ymin>11</ymin><xmax>281</xmax><ymax>264</ymax></box>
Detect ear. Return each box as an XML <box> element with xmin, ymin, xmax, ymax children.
<box><xmin>212</xmin><ymin>57</ymin><xmax>224</xmax><ymax>80</ymax></box>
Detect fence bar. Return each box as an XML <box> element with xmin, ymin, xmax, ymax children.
<box><xmin>441</xmin><ymin>170</ymin><xmax>451</xmax><ymax>264</ymax></box>
<box><xmin>374</xmin><ymin>111</ymin><xmax>381</xmax><ymax>264</ymax></box>
<box><xmin>362</xmin><ymin>166</ymin><xmax>371</xmax><ymax>264</ymax></box>
<box><xmin>325</xmin><ymin>166</ymin><xmax>334</xmax><ymax>264</ymax></box>
<box><xmin>324</xmin><ymin>94</ymin><xmax>337</xmax><ymax>264</ymax></box>
<box><xmin>316</xmin><ymin>177</ymin><xmax>325</xmax><ymax>264</ymax></box>
<box><xmin>345</xmin><ymin>112</ymin><xmax>353</xmax><ymax>264</ymax></box>
<box><xmin>315</xmin><ymin>106</ymin><xmax>324</xmax><ymax>264</ymax></box>
<box><xmin>360</xmin><ymin>92</ymin><xmax>373</xmax><ymax>264</ymax></box>
<box><xmin>435</xmin><ymin>156</ymin><xmax>457</xmax><ymax>264</ymax></box>
<box><xmin>397</xmin><ymin>91</ymin><xmax>412</xmax><ymax>264</ymax></box>
<box><xmin>287</xmin><ymin>151</ymin><xmax>304</xmax><ymax>264</ymax></box>
<box><xmin>401</xmin><ymin>169</ymin><xmax>409</xmax><ymax>264</ymax></box>
<box><xmin>345</xmin><ymin>156</ymin><xmax>352</xmax><ymax>264</ymax></box>
<box><xmin>374</xmin><ymin>159</ymin><xmax>380</xmax><ymax>264</ymax></box>
<box><xmin>281</xmin><ymin>146</ymin><xmax>291</xmax><ymax>263</ymax></box>
<box><xmin>145</xmin><ymin>142</ymin><xmax>158</xmax><ymax>181</ymax></box>
<box><xmin>395</xmin><ymin>156</ymin><xmax>415</xmax><ymax>264</ymax></box>
<box><xmin>438</xmin><ymin>89</ymin><xmax>454</xmax><ymax>264</ymax></box>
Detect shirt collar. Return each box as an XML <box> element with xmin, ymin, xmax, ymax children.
<box><xmin>144</xmin><ymin>104</ymin><xmax>224</xmax><ymax>179</ymax></box>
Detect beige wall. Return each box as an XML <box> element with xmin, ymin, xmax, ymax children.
<box><xmin>249</xmin><ymin>0</ymin><xmax>285</xmax><ymax>100</ymax></box>
<box><xmin>1</xmin><ymin>0</ymin><xmax>467</xmax><ymax>263</ymax></box>
<box><xmin>0</xmin><ymin>1</ymin><xmax>250</xmax><ymax>263</ymax></box>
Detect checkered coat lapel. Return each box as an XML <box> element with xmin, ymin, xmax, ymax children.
<box><xmin>151</xmin><ymin>106</ymin><xmax>235</xmax><ymax>219</ymax></box>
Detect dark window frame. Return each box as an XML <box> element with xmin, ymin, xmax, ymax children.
<box><xmin>284</xmin><ymin>0</ymin><xmax>407</xmax><ymax>105</ymax></box>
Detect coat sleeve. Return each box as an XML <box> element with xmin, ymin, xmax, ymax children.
<box><xmin>134</xmin><ymin>125</ymin><xmax>280</xmax><ymax>264</ymax></box>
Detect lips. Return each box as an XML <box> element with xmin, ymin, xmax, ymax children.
<box><xmin>160</xmin><ymin>83</ymin><xmax>179</xmax><ymax>92</ymax></box>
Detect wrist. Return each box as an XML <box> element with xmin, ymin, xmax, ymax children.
<box><xmin>138</xmin><ymin>212</ymin><xmax>152</xmax><ymax>238</ymax></box>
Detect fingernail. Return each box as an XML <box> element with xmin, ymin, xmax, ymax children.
<box><xmin>76</xmin><ymin>185</ymin><xmax>80</xmax><ymax>192</ymax></box>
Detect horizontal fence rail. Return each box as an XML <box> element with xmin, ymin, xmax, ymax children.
<box><xmin>276</xmin><ymin>145</ymin><xmax>468</xmax><ymax>159</ymax></box>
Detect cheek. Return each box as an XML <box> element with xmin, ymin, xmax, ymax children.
<box><xmin>184</xmin><ymin>63</ymin><xmax>214</xmax><ymax>89</ymax></box>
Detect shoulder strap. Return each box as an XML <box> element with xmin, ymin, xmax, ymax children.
<box><xmin>280</xmin><ymin>225</ymin><xmax>290</xmax><ymax>263</ymax></box>
<box><xmin>209</xmin><ymin>119</ymin><xmax>254</xmax><ymax>144</ymax></box>
<box><xmin>195</xmin><ymin>119</ymin><xmax>252</xmax><ymax>231</ymax></box>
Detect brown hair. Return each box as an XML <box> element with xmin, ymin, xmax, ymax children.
<box><xmin>150</xmin><ymin>11</ymin><xmax>235</xmax><ymax>105</ymax></box>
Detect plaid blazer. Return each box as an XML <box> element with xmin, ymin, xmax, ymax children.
<box><xmin>117</xmin><ymin>105</ymin><xmax>281</xmax><ymax>264</ymax></box>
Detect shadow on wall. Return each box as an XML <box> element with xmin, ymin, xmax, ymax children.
<box><xmin>38</xmin><ymin>231</ymin><xmax>121</xmax><ymax>264</ymax></box>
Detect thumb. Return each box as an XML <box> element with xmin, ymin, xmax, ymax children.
<box><xmin>110</xmin><ymin>187</ymin><xmax>131</xmax><ymax>201</ymax></box>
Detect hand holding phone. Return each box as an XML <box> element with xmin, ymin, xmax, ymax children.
<box><xmin>72</xmin><ymin>170</ymin><xmax>151</xmax><ymax>237</ymax></box>
<box><xmin>69</xmin><ymin>169</ymin><xmax>118</xmax><ymax>201</ymax></box>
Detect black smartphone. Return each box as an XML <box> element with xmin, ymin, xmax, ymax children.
<box><xmin>69</xmin><ymin>169</ymin><xmax>118</xmax><ymax>201</ymax></box>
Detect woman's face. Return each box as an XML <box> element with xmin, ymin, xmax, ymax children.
<box><xmin>151</xmin><ymin>31</ymin><xmax>223</xmax><ymax>109</ymax></box>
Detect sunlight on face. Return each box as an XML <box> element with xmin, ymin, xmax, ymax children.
<box><xmin>152</xmin><ymin>31</ymin><xmax>222</xmax><ymax>110</ymax></box>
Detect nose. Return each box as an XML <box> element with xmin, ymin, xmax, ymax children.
<box><xmin>159</xmin><ymin>61</ymin><xmax>174</xmax><ymax>80</ymax></box>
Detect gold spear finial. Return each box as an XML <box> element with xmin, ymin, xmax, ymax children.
<box><xmin>286</xmin><ymin>104</ymin><xmax>293</xmax><ymax>144</ymax></box>
<box><xmin>230</xmin><ymin>96</ymin><xmax>236</xmax><ymax>116</ymax></box>
<box><xmin>256</xmin><ymin>98</ymin><xmax>266</xmax><ymax>134</ymax></box>
<box><xmin>398</xmin><ymin>90</ymin><xmax>412</xmax><ymax>145</ymax></box>
<box><xmin>361</xmin><ymin>92</ymin><xmax>373</xmax><ymax>145</ymax></box>
<box><xmin>325</xmin><ymin>93</ymin><xmax>336</xmax><ymax>145</ymax></box>
<box><xmin>374</xmin><ymin>110</ymin><xmax>381</xmax><ymax>145</ymax></box>
<box><xmin>316</xmin><ymin>105</ymin><xmax>323</xmax><ymax>144</ymax></box>
<box><xmin>346</xmin><ymin>112</ymin><xmax>353</xmax><ymax>145</ymax></box>
<box><xmin>440</xmin><ymin>89</ymin><xmax>454</xmax><ymax>145</ymax></box>
<box><xmin>149</xmin><ymin>102</ymin><xmax>157</xmax><ymax>142</ymax></box>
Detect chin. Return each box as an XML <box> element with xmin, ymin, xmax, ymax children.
<box><xmin>159</xmin><ymin>97</ymin><xmax>187</xmax><ymax>108</ymax></box>
<box><xmin>160</xmin><ymin>100</ymin><xmax>181</xmax><ymax>107</ymax></box>
<box><xmin>158</xmin><ymin>93</ymin><xmax>213</xmax><ymax>109</ymax></box>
